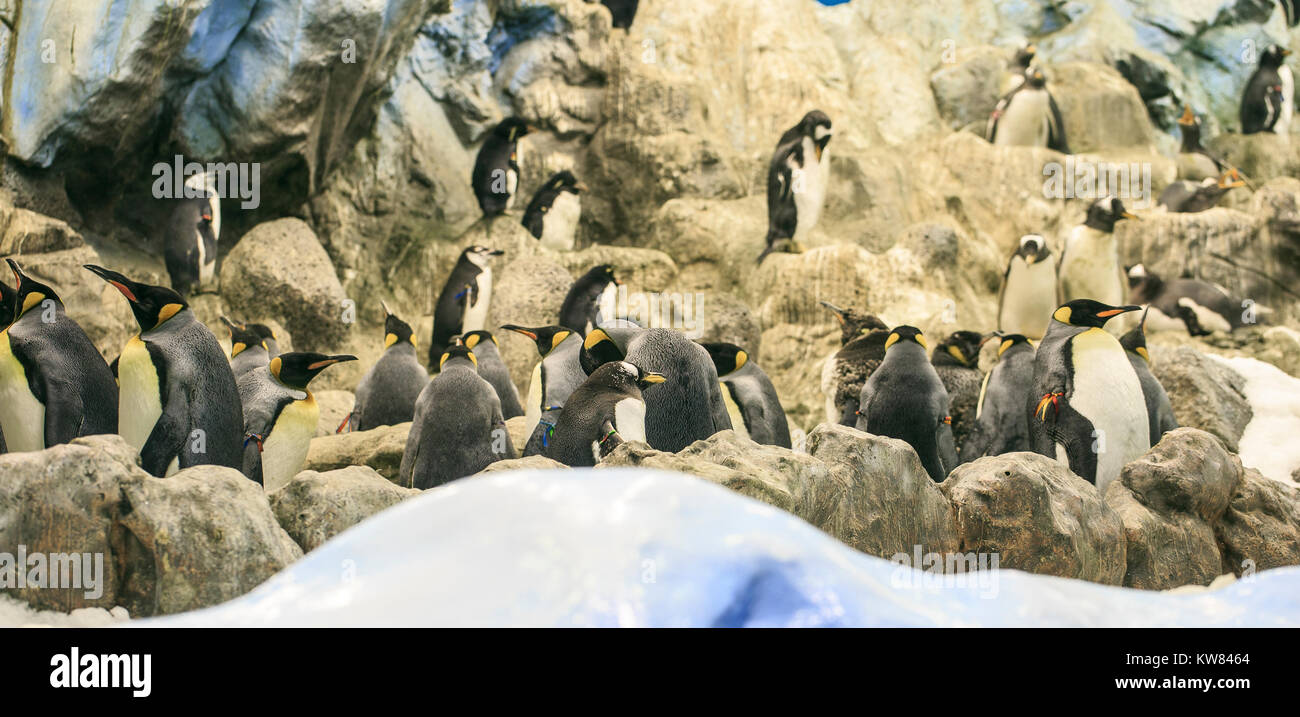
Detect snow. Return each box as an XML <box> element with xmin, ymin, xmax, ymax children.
<box><xmin>1211</xmin><ymin>355</ymin><xmax>1300</xmax><ymax>484</ymax></box>
<box><xmin>0</xmin><ymin>595</ymin><xmax>129</xmax><ymax>628</ymax></box>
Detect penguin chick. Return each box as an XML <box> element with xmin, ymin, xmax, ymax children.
<box><xmin>1118</xmin><ymin>309</ymin><xmax>1178</xmax><ymax>447</ymax></box>
<box><xmin>960</xmin><ymin>334</ymin><xmax>1037</xmax><ymax>462</ymax></box>
<box><xmin>401</xmin><ymin>345</ymin><xmax>513</xmax><ymax>489</ymax></box>
<box><xmin>0</xmin><ymin>260</ymin><xmax>118</xmax><ymax>452</ymax></box>
<box><xmin>1126</xmin><ymin>264</ymin><xmax>1245</xmax><ymax>335</ymax></box>
<box><xmin>931</xmin><ymin>330</ymin><xmax>988</xmax><ymax>468</ymax></box>
<box><xmin>462</xmin><ymin>330</ymin><xmax>523</xmax><ymax>419</ymax></box>
<box><xmin>348</xmin><ymin>303</ymin><xmax>428</xmax><ymax>432</ymax></box>
<box><xmin>1241</xmin><ymin>44</ymin><xmax>1293</xmax><ymax>136</ymax></box>
<box><xmin>85</xmin><ymin>264</ymin><xmax>243</xmax><ymax>477</ymax></box>
<box><xmin>997</xmin><ymin>234</ymin><xmax>1056</xmax><ymax>340</ymax></box>
<box><xmin>559</xmin><ymin>264</ymin><xmax>621</xmax><ymax>336</ymax></box>
<box><xmin>855</xmin><ymin>326</ymin><xmax>952</xmax><ymax>482</ymax></box>
<box><xmin>472</xmin><ymin>118</ymin><xmax>532</xmax><ymax>216</ymax></box>
<box><xmin>761</xmin><ymin>110</ymin><xmax>833</xmax><ymax>263</ymax></box>
<box><xmin>700</xmin><ymin>342</ymin><xmax>792</xmax><ymax>448</ymax></box>
<box><xmin>430</xmin><ymin>245</ymin><xmax>504</xmax><ymax>366</ymax></box>
<box><xmin>819</xmin><ymin>301</ymin><xmax>890</xmax><ymax>425</ymax></box>
<box><xmin>502</xmin><ymin>324</ymin><xmax>586</xmax><ymax>456</ymax></box>
<box><xmin>987</xmin><ymin>65</ymin><xmax>1069</xmax><ymax>153</ymax></box>
<box><xmin>543</xmin><ymin>361</ymin><xmax>664</xmax><ymax>467</ymax></box>
<box><xmin>522</xmin><ymin>170</ymin><xmax>586</xmax><ymax>251</ymax></box>
<box><xmin>1059</xmin><ymin>195</ymin><xmax>1136</xmax><ymax>317</ymax></box>
<box><xmin>222</xmin><ymin>316</ymin><xmax>269</xmax><ymax>379</ymax></box>
<box><xmin>1157</xmin><ymin>169</ymin><xmax>1245</xmax><ymax>213</ymax></box>
<box><xmin>1175</xmin><ymin>106</ymin><xmax>1228</xmax><ymax>181</ymax></box>
<box><xmin>240</xmin><ymin>352</ymin><xmax>356</xmax><ymax>490</ymax></box>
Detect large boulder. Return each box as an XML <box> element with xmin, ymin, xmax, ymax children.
<box><xmin>314</xmin><ymin>390</ymin><xmax>356</xmax><ymax>438</ymax></box>
<box><xmin>1117</xmin><ymin>208</ymin><xmax>1263</xmax><ymax>302</ymax></box>
<box><xmin>270</xmin><ymin>466</ymin><xmax>419</xmax><ymax>552</ymax></box>
<box><xmin>477</xmin><ymin>455</ymin><xmax>569</xmax><ymax>474</ymax></box>
<box><xmin>929</xmin><ymin>45</ymin><xmax>1006</xmax><ymax>132</ymax></box>
<box><xmin>1148</xmin><ymin>346</ymin><xmax>1252</xmax><ymax>452</ymax></box>
<box><xmin>1216</xmin><ymin>468</ymin><xmax>1300</xmax><ymax>577</ymax></box>
<box><xmin>304</xmin><ymin>423</ymin><xmax>412</xmax><ymax>484</ymax></box>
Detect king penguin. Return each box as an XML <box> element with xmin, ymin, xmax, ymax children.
<box><xmin>502</xmin><ymin>324</ymin><xmax>586</xmax><ymax>456</ymax></box>
<box><xmin>401</xmin><ymin>345</ymin><xmax>512</xmax><ymax>489</ymax></box>
<box><xmin>987</xmin><ymin>65</ymin><xmax>1070</xmax><ymax>153</ymax></box>
<box><xmin>1241</xmin><ymin>44</ymin><xmax>1293</xmax><ymax>137</ymax></box>
<box><xmin>1126</xmin><ymin>264</ymin><xmax>1244</xmax><ymax>335</ymax></box>
<box><xmin>348</xmin><ymin>302</ymin><xmax>428</xmax><ymax>431</ymax></box>
<box><xmin>543</xmin><ymin>361</ymin><xmax>664</xmax><ymax>467</ymax></box>
<box><xmin>462</xmin><ymin>329</ymin><xmax>523</xmax><ymax>419</ymax></box>
<box><xmin>854</xmin><ymin>326</ymin><xmax>952</xmax><ymax>482</ymax></box>
<box><xmin>1028</xmin><ymin>299</ymin><xmax>1149</xmax><ymax>492</ymax></box>
<box><xmin>472</xmin><ymin>118</ymin><xmax>532</xmax><ymax>216</ymax></box>
<box><xmin>930</xmin><ymin>330</ymin><xmax>988</xmax><ymax>466</ymax></box>
<box><xmin>85</xmin><ymin>264</ymin><xmax>243</xmax><ymax>477</ymax></box>
<box><xmin>430</xmin><ymin>245</ymin><xmax>504</xmax><ymax>366</ymax></box>
<box><xmin>700</xmin><ymin>342</ymin><xmax>791</xmax><ymax>448</ymax></box>
<box><xmin>245</xmin><ymin>322</ymin><xmax>280</xmax><ymax>358</ymax></box>
<box><xmin>559</xmin><ymin>264</ymin><xmax>621</xmax><ymax>336</ymax></box>
<box><xmin>1175</xmin><ymin>106</ymin><xmax>1227</xmax><ymax>181</ymax></box>
<box><xmin>818</xmin><ymin>301</ymin><xmax>890</xmax><ymax>425</ymax></box>
<box><xmin>522</xmin><ymin>170</ymin><xmax>587</xmax><ymax>251</ymax></box>
<box><xmin>222</xmin><ymin>316</ymin><xmax>269</xmax><ymax>379</ymax></box>
<box><xmin>997</xmin><ymin>234</ymin><xmax>1056</xmax><ymax>340</ymax></box>
<box><xmin>164</xmin><ymin>174</ymin><xmax>220</xmax><ymax>299</ymax></box>
<box><xmin>239</xmin><ymin>352</ymin><xmax>355</xmax><ymax>490</ymax></box>
<box><xmin>761</xmin><ymin>110</ymin><xmax>833</xmax><ymax>262</ymax></box>
<box><xmin>1058</xmin><ymin>195</ymin><xmax>1135</xmax><ymax>327</ymax></box>
<box><xmin>0</xmin><ymin>277</ymin><xmax>13</xmax><ymax>453</ymax></box>
<box><xmin>0</xmin><ymin>260</ymin><xmax>118</xmax><ymax>452</ymax></box>
<box><xmin>960</xmin><ymin>333</ymin><xmax>1036</xmax><ymax>462</ymax></box>
<box><xmin>1157</xmin><ymin>170</ymin><xmax>1245</xmax><ymax>213</ymax></box>
<box><xmin>1118</xmin><ymin>309</ymin><xmax>1178</xmax><ymax>447</ymax></box>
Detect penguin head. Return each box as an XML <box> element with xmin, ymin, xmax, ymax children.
<box><xmin>271</xmin><ymin>352</ymin><xmax>357</xmax><ymax>391</ymax></box>
<box><xmin>580</xmin><ymin>327</ymin><xmax>628</xmax><ymax>375</ymax></box>
<box><xmin>438</xmin><ymin>344</ymin><xmax>478</xmax><ymax>371</ymax></box>
<box><xmin>462</xmin><ymin>330</ymin><xmax>497</xmax><ymax>351</ymax></box>
<box><xmin>820</xmin><ymin>301</ymin><xmax>888</xmax><ymax>345</ymax></box>
<box><xmin>699</xmin><ymin>342</ymin><xmax>749</xmax><ymax>377</ymax></box>
<box><xmin>883</xmin><ymin>326</ymin><xmax>928</xmax><ymax>352</ymax></box>
<box><xmin>462</xmin><ymin>245</ymin><xmax>505</xmax><ymax>268</ymax></box>
<box><xmin>576</xmin><ymin>263</ymin><xmax>621</xmax><ymax>291</ymax></box>
<box><xmin>1261</xmin><ymin>44</ymin><xmax>1292</xmax><ymax>68</ymax></box>
<box><xmin>380</xmin><ymin>301</ymin><xmax>416</xmax><ymax>349</ymax></box>
<box><xmin>84</xmin><ymin>265</ymin><xmax>188</xmax><ymax>331</ymax></box>
<box><xmin>1015</xmin><ymin>234</ymin><xmax>1051</xmax><ymax>264</ymax></box>
<box><xmin>1051</xmin><ymin>299</ymin><xmax>1141</xmax><ymax>328</ymax></box>
<box><xmin>1126</xmin><ymin>264</ymin><xmax>1165</xmax><ymax>302</ymax></box>
<box><xmin>932</xmin><ymin>330</ymin><xmax>984</xmax><ymax>368</ymax></box>
<box><xmin>1023</xmin><ymin>65</ymin><xmax>1048</xmax><ymax>88</ymax></box>
<box><xmin>221</xmin><ymin>316</ymin><xmax>265</xmax><ymax>357</ymax></box>
<box><xmin>1013</xmin><ymin>44</ymin><xmax>1037</xmax><ymax>69</ymax></box>
<box><xmin>996</xmin><ymin>334</ymin><xmax>1032</xmax><ymax>357</ymax></box>
<box><xmin>798</xmin><ymin>110</ymin><xmax>833</xmax><ymax>159</ymax></box>
<box><xmin>1177</xmin><ymin>105</ymin><xmax>1199</xmax><ymax>128</ymax></box>
<box><xmin>1084</xmin><ymin>196</ymin><xmax>1138</xmax><ymax>232</ymax></box>
<box><xmin>493</xmin><ymin>117</ymin><xmax>533</xmax><ymax>143</ymax></box>
<box><xmin>6</xmin><ymin>259</ymin><xmax>63</xmax><ymax>321</ymax></box>
<box><xmin>0</xmin><ymin>277</ymin><xmax>16</xmax><ymax>328</ymax></box>
<box><xmin>548</xmin><ymin>170</ymin><xmax>588</xmax><ymax>195</ymax></box>
<box><xmin>1118</xmin><ymin>308</ymin><xmax>1151</xmax><ymax>362</ymax></box>
<box><xmin>600</xmin><ymin>361</ymin><xmax>665</xmax><ymax>394</ymax></box>
<box><xmin>502</xmin><ymin>324</ymin><xmax>574</xmax><ymax>357</ymax></box>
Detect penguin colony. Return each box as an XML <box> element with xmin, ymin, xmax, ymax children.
<box><xmin>0</xmin><ymin>17</ymin><xmax>1287</xmax><ymax>500</ymax></box>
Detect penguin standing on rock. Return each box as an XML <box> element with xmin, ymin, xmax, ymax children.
<box><xmin>430</xmin><ymin>245</ymin><xmax>504</xmax><ymax>367</ymax></box>
<box><xmin>761</xmin><ymin>110</ymin><xmax>833</xmax><ymax>262</ymax></box>
<box><xmin>700</xmin><ymin>342</ymin><xmax>791</xmax><ymax>448</ymax></box>
<box><xmin>960</xmin><ymin>334</ymin><xmax>1037</xmax><ymax>461</ymax></box>
<box><xmin>85</xmin><ymin>265</ymin><xmax>243</xmax><ymax>476</ymax></box>
<box><xmin>1126</xmin><ymin>264</ymin><xmax>1245</xmax><ymax>335</ymax></box>
<box><xmin>522</xmin><ymin>170</ymin><xmax>587</xmax><ymax>251</ymax></box>
<box><xmin>559</xmin><ymin>264</ymin><xmax>620</xmax><ymax>336</ymax></box>
<box><xmin>1119</xmin><ymin>309</ymin><xmax>1178</xmax><ymax>447</ymax></box>
<box><xmin>1158</xmin><ymin>170</ymin><xmax>1245</xmax><ymax>213</ymax></box>
<box><xmin>222</xmin><ymin>316</ymin><xmax>269</xmax><ymax>379</ymax></box>
<box><xmin>998</xmin><ymin>234</ymin><xmax>1056</xmax><ymax>340</ymax></box>
<box><xmin>348</xmin><ymin>303</ymin><xmax>428</xmax><ymax>431</ymax></box>
<box><xmin>0</xmin><ymin>261</ymin><xmax>118</xmax><ymax>452</ymax></box>
<box><xmin>164</xmin><ymin>175</ymin><xmax>220</xmax><ymax>299</ymax></box>
<box><xmin>819</xmin><ymin>301</ymin><xmax>890</xmax><ymax>425</ymax></box>
<box><xmin>931</xmin><ymin>330</ymin><xmax>987</xmax><ymax>467</ymax></box>
<box><xmin>503</xmin><ymin>324</ymin><xmax>586</xmax><ymax>456</ymax></box>
<box><xmin>463</xmin><ymin>330</ymin><xmax>523</xmax><ymax>419</ymax></box>
<box><xmin>239</xmin><ymin>353</ymin><xmax>356</xmax><ymax>490</ymax></box>
<box><xmin>1028</xmin><ymin>299</ymin><xmax>1149</xmax><ymax>492</ymax></box>
<box><xmin>1058</xmin><ymin>196</ymin><xmax>1135</xmax><ymax>318</ymax></box>
<box><xmin>1241</xmin><ymin>44</ymin><xmax>1293</xmax><ymax>136</ymax></box>
<box><xmin>987</xmin><ymin>66</ymin><xmax>1069</xmax><ymax>153</ymax></box>
<box><xmin>854</xmin><ymin>326</ymin><xmax>952</xmax><ymax>482</ymax></box>
<box><xmin>472</xmin><ymin>118</ymin><xmax>532</xmax><ymax>216</ymax></box>
<box><xmin>543</xmin><ymin>361</ymin><xmax>664</xmax><ymax>467</ymax></box>
<box><xmin>1175</xmin><ymin>106</ymin><xmax>1227</xmax><ymax>181</ymax></box>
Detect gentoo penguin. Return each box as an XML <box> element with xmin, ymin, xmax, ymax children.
<box><xmin>700</xmin><ymin>342</ymin><xmax>792</xmax><ymax>448</ymax></box>
<box><xmin>522</xmin><ymin>170</ymin><xmax>586</xmax><ymax>251</ymax></box>
<box><xmin>997</xmin><ymin>234</ymin><xmax>1057</xmax><ymax>340</ymax></box>
<box><xmin>761</xmin><ymin>110</ymin><xmax>833</xmax><ymax>262</ymax></box>
<box><xmin>221</xmin><ymin>316</ymin><xmax>269</xmax><ymax>379</ymax></box>
<box><xmin>1157</xmin><ymin>169</ymin><xmax>1245</xmax><ymax>213</ymax></box>
<box><xmin>542</xmin><ymin>361</ymin><xmax>664</xmax><ymax>467</ymax></box>
<box><xmin>502</xmin><ymin>324</ymin><xmax>586</xmax><ymax>456</ymax></box>
<box><xmin>559</xmin><ymin>264</ymin><xmax>620</xmax><ymax>336</ymax></box>
<box><xmin>239</xmin><ymin>352</ymin><xmax>356</xmax><ymax>490</ymax></box>
<box><xmin>0</xmin><ymin>260</ymin><xmax>118</xmax><ymax>452</ymax></box>
<box><xmin>598</xmin><ymin>0</ymin><xmax>638</xmax><ymax>30</ymax></box>
<box><xmin>472</xmin><ymin>118</ymin><xmax>532</xmax><ymax>216</ymax></box>
<box><xmin>462</xmin><ymin>330</ymin><xmax>523</xmax><ymax>419</ymax></box>
<box><xmin>818</xmin><ymin>301</ymin><xmax>890</xmax><ymax>424</ymax></box>
<box><xmin>987</xmin><ymin>66</ymin><xmax>1070</xmax><ymax>153</ymax></box>
<box><xmin>854</xmin><ymin>326</ymin><xmax>952</xmax><ymax>482</ymax></box>
<box><xmin>1118</xmin><ymin>309</ymin><xmax>1178</xmax><ymax>447</ymax></box>
<box><xmin>400</xmin><ymin>345</ymin><xmax>512</xmax><ymax>489</ymax></box>
<box><xmin>1028</xmin><ymin>299</ymin><xmax>1149</xmax><ymax>492</ymax></box>
<box><xmin>999</xmin><ymin>44</ymin><xmax>1037</xmax><ymax>95</ymax></box>
<box><xmin>164</xmin><ymin>176</ymin><xmax>220</xmax><ymax>299</ymax></box>
<box><xmin>430</xmin><ymin>245</ymin><xmax>505</xmax><ymax>367</ymax></box>
<box><xmin>1241</xmin><ymin>44</ymin><xmax>1293</xmax><ymax>136</ymax></box>
<box><xmin>930</xmin><ymin>330</ymin><xmax>987</xmax><ymax>467</ymax></box>
<box><xmin>1175</xmin><ymin>106</ymin><xmax>1226</xmax><ymax>181</ymax></box>
<box><xmin>347</xmin><ymin>303</ymin><xmax>428</xmax><ymax>431</ymax></box>
<box><xmin>85</xmin><ymin>265</ymin><xmax>243</xmax><ymax>477</ymax></box>
<box><xmin>581</xmin><ymin>326</ymin><xmax>731</xmax><ymax>452</ymax></box>
<box><xmin>960</xmin><ymin>334</ymin><xmax>1037</xmax><ymax>462</ymax></box>
<box><xmin>1126</xmin><ymin>264</ymin><xmax>1244</xmax><ymax>335</ymax></box>
<box><xmin>1058</xmin><ymin>196</ymin><xmax>1134</xmax><ymax>317</ymax></box>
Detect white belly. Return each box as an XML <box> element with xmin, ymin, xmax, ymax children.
<box><xmin>994</xmin><ymin>89</ymin><xmax>1051</xmax><ymax>147</ymax></box>
<box><xmin>720</xmin><ymin>382</ymin><xmax>749</xmax><ymax>441</ymax></box>
<box><xmin>1142</xmin><ymin>305</ymin><xmax>1186</xmax><ymax>333</ymax></box>
<box><xmin>118</xmin><ymin>336</ymin><xmax>163</xmax><ymax>454</ymax></box>
<box><xmin>0</xmin><ymin>333</ymin><xmax>47</xmax><ymax>452</ymax></box>
<box><xmin>1060</xmin><ymin>227</ymin><xmax>1123</xmax><ymax>306</ymax></box>
<box><xmin>821</xmin><ymin>353</ymin><xmax>839</xmax><ymax>423</ymax></box>
<box><xmin>463</xmin><ymin>269</ymin><xmax>492</xmax><ymax>332</ymax></box>
<box><xmin>1000</xmin><ymin>257</ymin><xmax>1057</xmax><ymax>339</ymax></box>
<box><xmin>613</xmin><ymin>397</ymin><xmax>646</xmax><ymax>444</ymax></box>
<box><xmin>539</xmin><ymin>191</ymin><xmax>580</xmax><ymax>251</ymax></box>
<box><xmin>524</xmin><ymin>362</ymin><xmax>543</xmax><ymax>440</ymax></box>
<box><xmin>1277</xmin><ymin>66</ymin><xmax>1294</xmax><ymax>138</ymax></box>
<box><xmin>1178</xmin><ymin>297</ymin><xmax>1233</xmax><ymax>333</ymax></box>
<box><xmin>261</xmin><ymin>398</ymin><xmax>319</xmax><ymax>492</ymax></box>
<box><xmin>791</xmin><ymin>137</ymin><xmax>830</xmax><ymax>241</ymax></box>
<box><xmin>1066</xmin><ymin>328</ymin><xmax>1150</xmax><ymax>493</ymax></box>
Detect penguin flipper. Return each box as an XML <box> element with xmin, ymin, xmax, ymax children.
<box><xmin>597</xmin><ymin>419</ymin><xmax>624</xmax><ymax>459</ymax></box>
<box><xmin>242</xmin><ymin>436</ymin><xmax>265</xmax><ymax>486</ymax></box>
<box><xmin>140</xmin><ymin>400</ymin><xmax>192</xmax><ymax>477</ymax></box>
<box><xmin>39</xmin><ymin>375</ymin><xmax>84</xmax><ymax>446</ymax></box>
<box><xmin>1047</xmin><ymin>93</ymin><xmax>1070</xmax><ymax>154</ymax></box>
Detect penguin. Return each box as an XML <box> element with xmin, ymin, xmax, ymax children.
<box><xmin>84</xmin><ymin>265</ymin><xmax>243</xmax><ymax>477</ymax></box>
<box><xmin>761</xmin><ymin>110</ymin><xmax>833</xmax><ymax>262</ymax></box>
<box><xmin>854</xmin><ymin>326</ymin><xmax>952</xmax><ymax>482</ymax></box>
<box><xmin>522</xmin><ymin>170</ymin><xmax>587</xmax><ymax>251</ymax></box>
<box><xmin>930</xmin><ymin>330</ymin><xmax>987</xmax><ymax>467</ymax></box>
<box><xmin>1118</xmin><ymin>309</ymin><xmax>1179</xmax><ymax>447</ymax></box>
<box><xmin>164</xmin><ymin>176</ymin><xmax>220</xmax><ymax>299</ymax></box>
<box><xmin>999</xmin><ymin>44</ymin><xmax>1037</xmax><ymax>96</ymax></box>
<box><xmin>1175</xmin><ymin>106</ymin><xmax>1227</xmax><ymax>181</ymax></box>
<box><xmin>598</xmin><ymin>0</ymin><xmax>638</xmax><ymax>30</ymax></box>
<box><xmin>818</xmin><ymin>301</ymin><xmax>890</xmax><ymax>425</ymax></box>
<box><xmin>1157</xmin><ymin>169</ymin><xmax>1245</xmax><ymax>213</ymax></box>
<box><xmin>347</xmin><ymin>302</ymin><xmax>429</xmax><ymax>432</ymax></box>
<box><xmin>960</xmin><ymin>334</ymin><xmax>1037</xmax><ymax>462</ymax></box>
<box><xmin>558</xmin><ymin>264</ymin><xmax>621</xmax><ymax>336</ymax></box>
<box><xmin>0</xmin><ymin>278</ymin><xmax>12</xmax><ymax>453</ymax></box>
<box><xmin>987</xmin><ymin>65</ymin><xmax>1070</xmax><ymax>153</ymax></box>
<box><xmin>542</xmin><ymin>361</ymin><xmax>664</xmax><ymax>467</ymax></box>
<box><xmin>1028</xmin><ymin>299</ymin><xmax>1149</xmax><ymax>492</ymax></box>
<box><xmin>1058</xmin><ymin>196</ymin><xmax>1135</xmax><ymax>319</ymax></box>
<box><xmin>471</xmin><ymin>118</ymin><xmax>532</xmax><ymax>216</ymax></box>
<box><xmin>1241</xmin><ymin>44</ymin><xmax>1293</xmax><ymax>136</ymax></box>
<box><xmin>502</xmin><ymin>324</ymin><xmax>586</xmax><ymax>456</ymax></box>
<box><xmin>239</xmin><ymin>352</ymin><xmax>356</xmax><ymax>490</ymax></box>
<box><xmin>244</xmin><ymin>322</ymin><xmax>280</xmax><ymax>358</ymax></box>
<box><xmin>400</xmin><ymin>345</ymin><xmax>512</xmax><ymax>489</ymax></box>
<box><xmin>222</xmin><ymin>316</ymin><xmax>269</xmax><ymax>379</ymax></box>
<box><xmin>462</xmin><ymin>329</ymin><xmax>523</xmax><ymax>419</ymax></box>
<box><xmin>581</xmin><ymin>326</ymin><xmax>731</xmax><ymax>452</ymax></box>
<box><xmin>0</xmin><ymin>260</ymin><xmax>118</xmax><ymax>452</ymax></box>
<box><xmin>430</xmin><ymin>245</ymin><xmax>504</xmax><ymax>366</ymax></box>
<box><xmin>700</xmin><ymin>342</ymin><xmax>792</xmax><ymax>448</ymax></box>
<box><xmin>1125</xmin><ymin>264</ymin><xmax>1244</xmax><ymax>335</ymax></box>
<box><xmin>997</xmin><ymin>233</ymin><xmax>1057</xmax><ymax>340</ymax></box>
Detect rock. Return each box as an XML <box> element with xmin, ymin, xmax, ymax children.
<box><xmin>504</xmin><ymin>416</ymin><xmax>531</xmax><ymax>458</ymax></box>
<box><xmin>476</xmin><ymin>455</ymin><xmax>569</xmax><ymax>473</ymax></box>
<box><xmin>220</xmin><ymin>218</ymin><xmax>350</xmax><ymax>351</ymax></box>
<box><xmin>270</xmin><ymin>466</ymin><xmax>419</xmax><ymax>552</ymax></box>
<box><xmin>1216</xmin><ymin>468</ymin><xmax>1300</xmax><ymax>577</ymax></box>
<box><xmin>1048</xmin><ymin>62</ymin><xmax>1157</xmax><ymax>152</ymax></box>
<box><xmin>1117</xmin><ymin>208</ymin><xmax>1266</xmax><ymax>304</ymax></box>
<box><xmin>304</xmin><ymin>423</ymin><xmax>411</xmax><ymax>484</ymax></box>
<box><xmin>1247</xmin><ymin>177</ymin><xmax>1300</xmax><ymax>308</ymax></box>
<box><xmin>941</xmin><ymin>452</ymin><xmax>1127</xmax><ymax>584</ymax></box>
<box><xmin>929</xmin><ymin>45</ymin><xmax>1006</xmax><ymax>132</ymax></box>
<box><xmin>647</xmin><ymin>197</ymin><xmax>765</xmax><ymax>294</ymax></box>
<box><xmin>314</xmin><ymin>390</ymin><xmax>356</xmax><ymax>438</ymax></box>
<box><xmin>490</xmin><ymin>253</ymin><xmax>574</xmax><ymax>392</ymax></box>
<box><xmin>691</xmin><ymin>292</ymin><xmax>762</xmax><ymax>361</ymax></box>
<box><xmin>0</xmin><ymin>201</ymin><xmax>84</xmax><ymax>255</ymax></box>
<box><xmin>1208</xmin><ymin>133</ymin><xmax>1300</xmax><ymax>189</ymax></box>
<box><xmin>1104</xmin><ymin>428</ymin><xmax>1241</xmax><ymax>590</ymax></box>
<box><xmin>1148</xmin><ymin>346</ymin><xmax>1252</xmax><ymax>452</ymax></box>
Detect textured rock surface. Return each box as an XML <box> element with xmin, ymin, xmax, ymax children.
<box><xmin>304</xmin><ymin>423</ymin><xmax>412</xmax><ymax>483</ymax></box>
<box><xmin>270</xmin><ymin>466</ymin><xmax>419</xmax><ymax>552</ymax></box>
<box><xmin>1149</xmin><ymin>346</ymin><xmax>1253</xmax><ymax>452</ymax></box>
<box><xmin>1216</xmin><ymin>468</ymin><xmax>1300</xmax><ymax>576</ymax></box>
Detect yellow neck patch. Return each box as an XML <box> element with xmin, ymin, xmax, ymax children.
<box><xmin>884</xmin><ymin>332</ymin><xmax>899</xmax><ymax>350</ymax></box>
<box><xmin>551</xmin><ymin>331</ymin><xmax>571</xmax><ymax>351</ymax></box>
<box><xmin>946</xmin><ymin>345</ymin><xmax>966</xmax><ymax>365</ymax></box>
<box><xmin>20</xmin><ymin>292</ymin><xmax>46</xmax><ymax>317</ymax></box>
<box><xmin>998</xmin><ymin>339</ymin><xmax>1014</xmax><ymax>357</ymax></box>
<box><xmin>231</xmin><ymin>342</ymin><xmax>247</xmax><ymax>357</ymax></box>
<box><xmin>1053</xmin><ymin>306</ymin><xmax>1073</xmax><ymax>324</ymax></box>
<box><xmin>735</xmin><ymin>350</ymin><xmax>748</xmax><ymax>371</ymax></box>
<box><xmin>464</xmin><ymin>333</ymin><xmax>481</xmax><ymax>349</ymax></box>
<box><xmin>584</xmin><ymin>329</ymin><xmax>610</xmax><ymax>350</ymax></box>
<box><xmin>156</xmin><ymin>303</ymin><xmax>183</xmax><ymax>328</ymax></box>
<box><xmin>384</xmin><ymin>333</ymin><xmax>398</xmax><ymax>348</ymax></box>
<box><xmin>1136</xmin><ymin>346</ymin><xmax>1150</xmax><ymax>363</ymax></box>
<box><xmin>269</xmin><ymin>356</ymin><xmax>282</xmax><ymax>379</ymax></box>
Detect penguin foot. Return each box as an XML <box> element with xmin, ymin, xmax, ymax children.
<box><xmin>1034</xmin><ymin>392</ymin><xmax>1065</xmax><ymax>421</ymax></box>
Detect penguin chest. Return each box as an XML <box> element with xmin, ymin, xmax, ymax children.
<box><xmin>0</xmin><ymin>332</ymin><xmax>47</xmax><ymax>452</ymax></box>
<box><xmin>118</xmin><ymin>336</ymin><xmax>164</xmax><ymax>453</ymax></box>
<box><xmin>524</xmin><ymin>361</ymin><xmax>544</xmax><ymax>438</ymax></box>
<box><xmin>462</xmin><ymin>269</ymin><xmax>492</xmax><ymax>332</ymax></box>
<box><xmin>261</xmin><ymin>397</ymin><xmax>319</xmax><ymax>492</ymax></box>
<box><xmin>1064</xmin><ymin>329</ymin><xmax>1150</xmax><ymax>492</ymax></box>
<box><xmin>1277</xmin><ymin>66</ymin><xmax>1294</xmax><ymax>137</ymax></box>
<box><xmin>791</xmin><ymin>137</ymin><xmax>830</xmax><ymax>239</ymax></box>
<box><xmin>1176</xmin><ymin>153</ymin><xmax>1219</xmax><ymax>182</ymax></box>
<box><xmin>1060</xmin><ymin>229</ymin><xmax>1122</xmax><ymax>306</ymax></box>
<box><xmin>594</xmin><ymin>281</ymin><xmax>619</xmax><ymax>327</ymax></box>
<box><xmin>1000</xmin><ymin>258</ymin><xmax>1056</xmax><ymax>339</ymax></box>
<box><xmin>720</xmin><ymin>381</ymin><xmax>750</xmax><ymax>440</ymax></box>
<box><xmin>995</xmin><ymin>89</ymin><xmax>1051</xmax><ymax>147</ymax></box>
<box><xmin>612</xmin><ymin>397</ymin><xmax>647</xmax><ymax>443</ymax></box>
<box><xmin>539</xmin><ymin>191</ymin><xmax>581</xmax><ymax>251</ymax></box>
